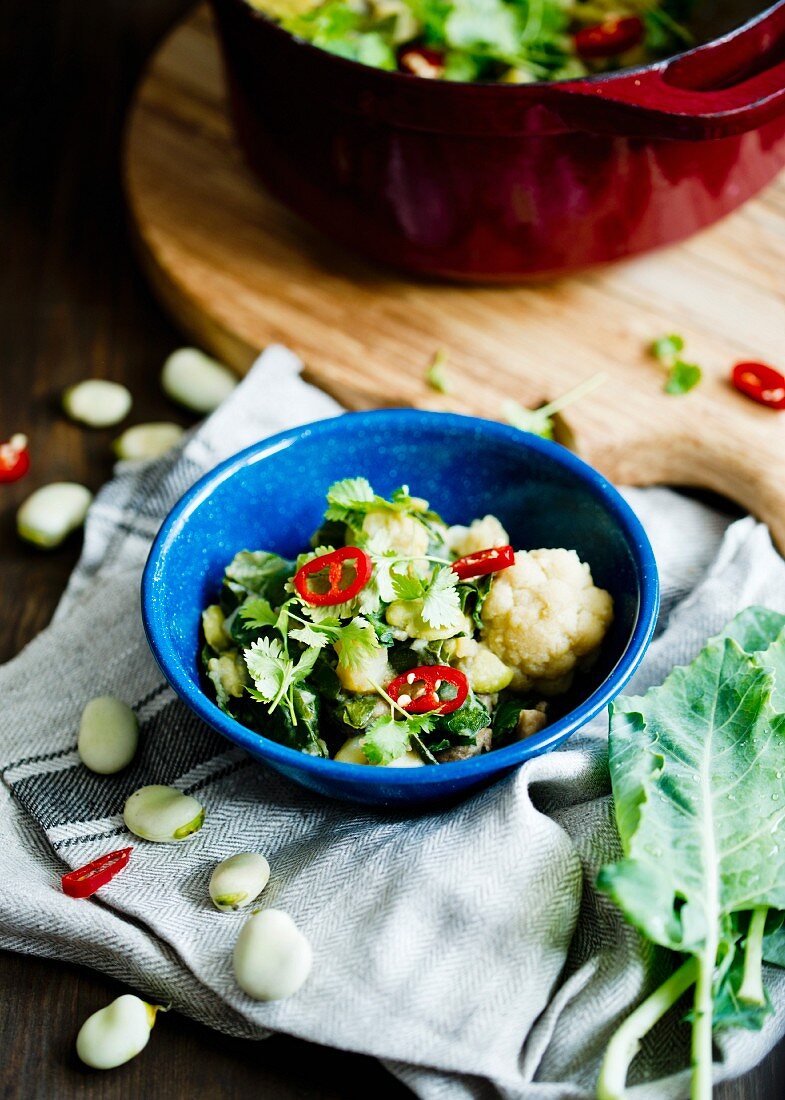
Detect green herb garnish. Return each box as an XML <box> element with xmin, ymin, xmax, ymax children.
<box><xmin>651</xmin><ymin>333</ymin><xmax>702</xmax><ymax>395</ymax></box>
<box><xmin>503</xmin><ymin>372</ymin><xmax>607</xmax><ymax>440</ymax></box>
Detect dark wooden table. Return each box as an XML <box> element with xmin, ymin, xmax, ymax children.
<box><xmin>0</xmin><ymin>2</ymin><xmax>783</xmax><ymax>1096</ymax></box>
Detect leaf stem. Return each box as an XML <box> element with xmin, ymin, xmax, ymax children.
<box><xmin>535</xmin><ymin>371</ymin><xmax>608</xmax><ymax>419</ymax></box>
<box><xmin>739</xmin><ymin>906</ymin><xmax>769</xmax><ymax>1006</ymax></box>
<box><xmin>597</xmin><ymin>956</ymin><xmax>697</xmax><ymax>1100</ymax></box>
<box><xmin>691</xmin><ymin>943</ymin><xmax>717</xmax><ymax>1100</ymax></box>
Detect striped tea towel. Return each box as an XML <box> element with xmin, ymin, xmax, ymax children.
<box><xmin>1</xmin><ymin>345</ymin><xmax>784</xmax><ymax>1099</ymax></box>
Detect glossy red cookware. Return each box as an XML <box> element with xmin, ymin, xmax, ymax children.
<box><xmin>210</xmin><ymin>0</ymin><xmax>785</xmax><ymax>280</ymax></box>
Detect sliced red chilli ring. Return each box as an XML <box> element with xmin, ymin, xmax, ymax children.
<box><xmin>61</xmin><ymin>847</ymin><xmax>133</xmax><ymax>899</ymax></box>
<box><xmin>387</xmin><ymin>665</ymin><xmax>469</xmax><ymax>715</ymax></box>
<box><xmin>731</xmin><ymin>361</ymin><xmax>785</xmax><ymax>409</ymax></box>
<box><xmin>452</xmin><ymin>544</ymin><xmax>515</xmax><ymax>581</ymax></box>
<box><xmin>293</xmin><ymin>546</ymin><xmax>373</xmax><ymax>606</ymax></box>
<box><xmin>0</xmin><ymin>433</ymin><xmax>30</xmax><ymax>483</ymax></box>
<box><xmin>398</xmin><ymin>45</ymin><xmax>445</xmax><ymax>79</ymax></box>
<box><xmin>574</xmin><ymin>16</ymin><xmax>645</xmax><ymax>59</ymax></box>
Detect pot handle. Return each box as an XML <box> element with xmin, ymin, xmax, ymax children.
<box><xmin>561</xmin><ymin>3</ymin><xmax>785</xmax><ymax>139</ymax></box>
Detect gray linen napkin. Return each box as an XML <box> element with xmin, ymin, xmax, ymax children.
<box><xmin>2</xmin><ymin>346</ymin><xmax>784</xmax><ymax>1099</ymax></box>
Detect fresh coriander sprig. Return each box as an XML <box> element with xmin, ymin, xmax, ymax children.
<box><xmin>650</xmin><ymin>333</ymin><xmax>702</xmax><ymax>395</ymax></box>
<box><xmin>503</xmin><ymin>372</ymin><xmax>607</xmax><ymax>440</ymax></box>
<box><xmin>365</xmin><ymin>677</ymin><xmax>440</xmax><ymax>765</ymax></box>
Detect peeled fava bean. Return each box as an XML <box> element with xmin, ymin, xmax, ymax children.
<box><xmin>233</xmin><ymin>909</ymin><xmax>312</xmax><ymax>1001</ymax></box>
<box><xmin>113</xmin><ymin>422</ymin><xmax>185</xmax><ymax>462</ymax></box>
<box><xmin>17</xmin><ymin>482</ymin><xmax>93</xmax><ymax>549</ymax></box>
<box><xmin>123</xmin><ymin>785</ymin><xmax>205</xmax><ymax>843</ymax></box>
<box><xmin>210</xmin><ymin>852</ymin><xmax>270</xmax><ymax>912</ymax></box>
<box><xmin>161</xmin><ymin>347</ymin><xmax>237</xmax><ymax>414</ymax></box>
<box><xmin>76</xmin><ymin>994</ymin><xmax>163</xmax><ymax>1070</ymax></box>
<box><xmin>78</xmin><ymin>696</ymin><xmax>139</xmax><ymax>775</ymax></box>
<box><xmin>63</xmin><ymin>379</ymin><xmax>132</xmax><ymax>428</ymax></box>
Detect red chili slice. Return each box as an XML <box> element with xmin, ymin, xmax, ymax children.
<box><xmin>731</xmin><ymin>361</ymin><xmax>785</xmax><ymax>409</ymax></box>
<box><xmin>61</xmin><ymin>847</ymin><xmax>133</xmax><ymax>899</ymax></box>
<box><xmin>293</xmin><ymin>546</ymin><xmax>373</xmax><ymax>606</ymax></box>
<box><xmin>388</xmin><ymin>665</ymin><xmax>469</xmax><ymax>715</ymax></box>
<box><xmin>574</xmin><ymin>16</ymin><xmax>645</xmax><ymax>59</ymax></box>
<box><xmin>452</xmin><ymin>544</ymin><xmax>515</xmax><ymax>581</ymax></box>
<box><xmin>398</xmin><ymin>45</ymin><xmax>445</xmax><ymax>79</ymax></box>
<box><xmin>0</xmin><ymin>433</ymin><xmax>30</xmax><ymax>483</ymax></box>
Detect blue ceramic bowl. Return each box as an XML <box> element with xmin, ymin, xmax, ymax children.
<box><xmin>142</xmin><ymin>410</ymin><xmax>659</xmax><ymax>807</ymax></box>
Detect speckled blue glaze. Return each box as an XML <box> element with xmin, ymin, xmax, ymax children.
<box><xmin>142</xmin><ymin>411</ymin><xmax>659</xmax><ymax>808</ymax></box>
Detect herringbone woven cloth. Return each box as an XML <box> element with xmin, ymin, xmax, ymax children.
<box><xmin>2</xmin><ymin>347</ymin><xmax>784</xmax><ymax>1098</ymax></box>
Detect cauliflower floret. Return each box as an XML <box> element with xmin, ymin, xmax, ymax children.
<box><xmin>481</xmin><ymin>548</ymin><xmax>613</xmax><ymax>694</ymax></box>
<box><xmin>448</xmin><ymin>515</ymin><xmax>509</xmax><ymax>558</ymax></box>
<box><xmin>362</xmin><ymin>509</ymin><xmax>430</xmax><ymax>557</ymax></box>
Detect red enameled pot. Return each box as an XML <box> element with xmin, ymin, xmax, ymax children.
<box><xmin>210</xmin><ymin>0</ymin><xmax>785</xmax><ymax>280</ymax></box>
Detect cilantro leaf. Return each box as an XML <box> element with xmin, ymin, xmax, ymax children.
<box><xmin>391</xmin><ymin>567</ymin><xmax>426</xmax><ymax>602</ymax></box>
<box><xmin>325</xmin><ymin>477</ymin><xmax>375</xmax><ymax>521</ymax></box>
<box><xmin>244</xmin><ymin>636</ymin><xmax>290</xmax><ymax>703</ymax></box>
<box><xmin>222</xmin><ymin>550</ymin><xmax>294</xmax><ymax>611</ymax></box>
<box><xmin>333</xmin><ymin>617</ymin><xmax>383</xmax><ymax>673</ymax></box>
<box><xmin>503</xmin><ymin>374</ymin><xmax>606</xmax><ymax>441</ymax></box>
<box><xmin>651</xmin><ymin>333</ymin><xmax>685</xmax><ymax>363</ymax></box>
<box><xmin>238</xmin><ymin>597</ymin><xmax>278</xmax><ymax>631</ymax></box>
<box><xmin>502</xmin><ymin>400</ymin><xmax>554</xmax><ymax>440</ymax></box>
<box><xmin>420</xmin><ymin>566</ymin><xmax>463</xmax><ymax>629</ymax></box>
<box><xmin>289</xmin><ymin>623</ymin><xmax>333</xmax><ymax>649</ymax></box>
<box><xmin>664</xmin><ymin>361</ymin><xmax>702</xmax><ymax>395</ymax></box>
<box><xmin>361</xmin><ymin>714</ymin><xmax>412</xmax><ymax>765</ymax></box>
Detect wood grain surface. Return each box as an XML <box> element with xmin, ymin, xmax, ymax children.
<box><xmin>1</xmin><ymin>1</ymin><xmax>784</xmax><ymax>1098</ymax></box>
<box><xmin>125</xmin><ymin>6</ymin><xmax>785</xmax><ymax>549</ymax></box>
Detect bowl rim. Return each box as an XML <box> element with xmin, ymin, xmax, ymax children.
<box><xmin>219</xmin><ymin>0</ymin><xmax>785</xmax><ymax>95</ymax></box>
<box><xmin>141</xmin><ymin>409</ymin><xmax>659</xmax><ymax>787</ymax></box>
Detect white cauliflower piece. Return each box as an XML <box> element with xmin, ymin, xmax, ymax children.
<box><xmin>448</xmin><ymin>515</ymin><xmax>509</xmax><ymax>557</ymax></box>
<box><xmin>481</xmin><ymin>549</ymin><xmax>613</xmax><ymax>694</ymax></box>
<box><xmin>362</xmin><ymin>509</ymin><xmax>430</xmax><ymax>557</ymax></box>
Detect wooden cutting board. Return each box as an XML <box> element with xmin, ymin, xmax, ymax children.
<box><xmin>124</xmin><ymin>6</ymin><xmax>785</xmax><ymax>547</ymax></box>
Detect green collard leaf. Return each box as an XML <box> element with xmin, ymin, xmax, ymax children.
<box><xmin>664</xmin><ymin>361</ymin><xmax>702</xmax><ymax>395</ymax></box>
<box><xmin>336</xmin><ymin>694</ymin><xmax>380</xmax><ymax>730</ymax></box>
<box><xmin>711</xmin><ymin>606</ymin><xmax>785</xmax><ymax>658</ymax></box>
<box><xmin>601</xmin><ymin>629</ymin><xmax>785</xmax><ymax>958</ymax></box>
<box><xmin>420</xmin><ymin>567</ymin><xmax>463</xmax><ymax>629</ymax></box>
<box><xmin>432</xmin><ymin>691</ymin><xmax>490</xmax><ymax>743</ymax></box>
<box><xmin>222</xmin><ymin>550</ymin><xmax>294</xmax><ymax>609</ymax></box>
<box><xmin>711</xmin><ymin>939</ymin><xmax>774</xmax><ymax>1032</ymax></box>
